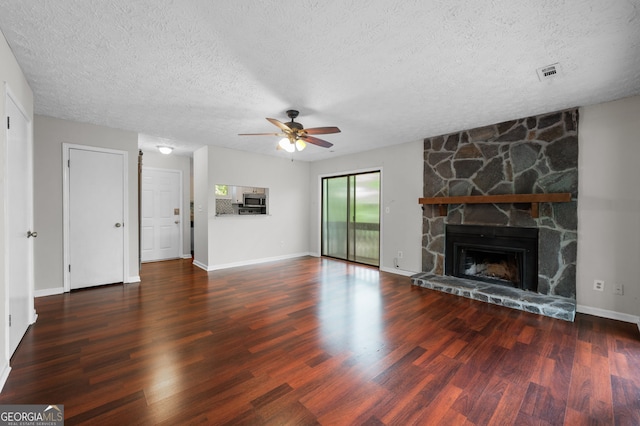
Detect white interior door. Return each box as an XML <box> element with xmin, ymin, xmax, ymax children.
<box><xmin>141</xmin><ymin>168</ymin><xmax>181</xmax><ymax>262</ymax></box>
<box><xmin>6</xmin><ymin>91</ymin><xmax>34</xmax><ymax>356</ymax></box>
<box><xmin>68</xmin><ymin>147</ymin><xmax>125</xmax><ymax>290</ymax></box>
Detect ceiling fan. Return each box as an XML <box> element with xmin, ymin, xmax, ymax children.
<box><xmin>239</xmin><ymin>109</ymin><xmax>340</xmax><ymax>152</ymax></box>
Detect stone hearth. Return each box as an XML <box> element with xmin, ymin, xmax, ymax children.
<box><xmin>411</xmin><ymin>273</ymin><xmax>576</xmax><ymax>321</ymax></box>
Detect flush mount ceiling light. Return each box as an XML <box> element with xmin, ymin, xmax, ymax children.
<box><xmin>157</xmin><ymin>146</ymin><xmax>173</xmax><ymax>155</ymax></box>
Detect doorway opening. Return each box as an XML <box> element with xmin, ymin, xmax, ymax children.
<box><xmin>321</xmin><ymin>171</ymin><xmax>380</xmax><ymax>266</ymax></box>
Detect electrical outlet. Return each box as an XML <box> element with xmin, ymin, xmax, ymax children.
<box><xmin>397</xmin><ymin>251</ymin><xmax>403</xmax><ymax>259</ymax></box>
<box><xmin>613</xmin><ymin>283</ymin><xmax>624</xmax><ymax>295</ymax></box>
<box><xmin>593</xmin><ymin>280</ymin><xmax>604</xmax><ymax>291</ymax></box>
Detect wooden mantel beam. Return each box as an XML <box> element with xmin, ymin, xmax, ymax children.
<box><xmin>418</xmin><ymin>193</ymin><xmax>572</xmax><ymax>218</ymax></box>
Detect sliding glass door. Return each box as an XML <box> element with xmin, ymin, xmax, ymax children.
<box><xmin>322</xmin><ymin>171</ymin><xmax>380</xmax><ymax>266</ymax></box>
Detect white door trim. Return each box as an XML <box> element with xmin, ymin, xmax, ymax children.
<box><xmin>141</xmin><ymin>166</ymin><xmax>184</xmax><ymax>262</ymax></box>
<box><xmin>4</xmin><ymin>83</ymin><xmax>36</xmax><ymax>363</ymax></box>
<box><xmin>62</xmin><ymin>143</ymin><xmax>129</xmax><ymax>292</ymax></box>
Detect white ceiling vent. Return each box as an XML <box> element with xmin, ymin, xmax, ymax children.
<box><xmin>536</xmin><ymin>63</ymin><xmax>562</xmax><ymax>81</ymax></box>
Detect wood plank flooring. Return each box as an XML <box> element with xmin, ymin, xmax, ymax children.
<box><xmin>1</xmin><ymin>257</ymin><xmax>639</xmax><ymax>425</ymax></box>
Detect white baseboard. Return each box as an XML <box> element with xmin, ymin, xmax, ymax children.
<box><xmin>181</xmin><ymin>254</ymin><xmax>192</xmax><ymax>259</ymax></box>
<box><xmin>0</xmin><ymin>362</ymin><xmax>11</xmax><ymax>393</ymax></box>
<box><xmin>379</xmin><ymin>266</ymin><xmax>417</xmax><ymax>277</ymax></box>
<box><xmin>192</xmin><ymin>260</ymin><xmax>208</xmax><ymax>271</ymax></box>
<box><xmin>576</xmin><ymin>304</ymin><xmax>640</xmax><ymax>325</ymax></box>
<box><xmin>206</xmin><ymin>252</ymin><xmax>311</xmax><ymax>271</ymax></box>
<box><xmin>34</xmin><ymin>287</ymin><xmax>64</xmax><ymax>298</ymax></box>
<box><xmin>36</xmin><ymin>279</ymin><xmax>141</xmax><ymax>296</ymax></box>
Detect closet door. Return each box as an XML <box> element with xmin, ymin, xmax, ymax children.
<box><xmin>65</xmin><ymin>146</ymin><xmax>127</xmax><ymax>290</ymax></box>
<box><xmin>6</xmin><ymin>91</ymin><xmax>35</xmax><ymax>356</ymax></box>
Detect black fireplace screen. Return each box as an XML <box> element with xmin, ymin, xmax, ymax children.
<box><xmin>445</xmin><ymin>225</ymin><xmax>538</xmax><ymax>291</ymax></box>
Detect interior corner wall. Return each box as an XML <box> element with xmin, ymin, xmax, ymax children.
<box><xmin>0</xmin><ymin>28</ymin><xmax>34</xmax><ymax>387</ymax></box>
<box><xmin>577</xmin><ymin>94</ymin><xmax>640</xmax><ymax>320</ymax></box>
<box><xmin>206</xmin><ymin>146</ymin><xmax>310</xmax><ymax>269</ymax></box>
<box><xmin>33</xmin><ymin>115</ymin><xmax>140</xmax><ymax>293</ymax></box>
<box><xmin>192</xmin><ymin>146</ymin><xmax>209</xmax><ymax>269</ymax></box>
<box><xmin>309</xmin><ymin>140</ymin><xmax>423</xmax><ymax>275</ymax></box>
<box><xmin>140</xmin><ymin>149</ymin><xmax>192</xmax><ymax>257</ymax></box>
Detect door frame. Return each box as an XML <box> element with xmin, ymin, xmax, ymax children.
<box><xmin>4</xmin><ymin>84</ymin><xmax>36</xmax><ymax>361</ymax></box>
<box><xmin>140</xmin><ymin>166</ymin><xmax>184</xmax><ymax>262</ymax></box>
<box><xmin>62</xmin><ymin>143</ymin><xmax>129</xmax><ymax>292</ymax></box>
<box><xmin>317</xmin><ymin>166</ymin><xmax>383</xmax><ymax>265</ymax></box>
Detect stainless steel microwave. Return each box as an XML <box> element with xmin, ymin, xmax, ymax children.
<box><xmin>243</xmin><ymin>193</ymin><xmax>266</xmax><ymax>207</ymax></box>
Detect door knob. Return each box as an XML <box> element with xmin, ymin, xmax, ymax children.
<box><xmin>115</xmin><ymin>223</ymin><xmax>122</xmax><ymax>228</ymax></box>
<box><xmin>27</xmin><ymin>230</ymin><xmax>38</xmax><ymax>238</ymax></box>
<box><xmin>175</xmin><ymin>220</ymin><xmax>180</xmax><ymax>224</ymax></box>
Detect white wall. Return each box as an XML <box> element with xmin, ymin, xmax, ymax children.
<box><xmin>0</xmin><ymin>29</ymin><xmax>34</xmax><ymax>388</ymax></box>
<box><xmin>33</xmin><ymin>116</ymin><xmax>140</xmax><ymax>294</ymax></box>
<box><xmin>196</xmin><ymin>145</ymin><xmax>311</xmax><ymax>270</ymax></box>
<box><xmin>309</xmin><ymin>140</ymin><xmax>423</xmax><ymax>275</ymax></box>
<box><xmin>192</xmin><ymin>146</ymin><xmax>209</xmax><ymax>269</ymax></box>
<box><xmin>577</xmin><ymin>95</ymin><xmax>640</xmax><ymax>322</ymax></box>
<box><xmin>140</xmin><ymin>150</ymin><xmax>192</xmax><ymax>257</ymax></box>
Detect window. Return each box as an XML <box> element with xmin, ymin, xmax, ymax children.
<box><xmin>215</xmin><ymin>184</ymin><xmax>228</xmax><ymax>197</ymax></box>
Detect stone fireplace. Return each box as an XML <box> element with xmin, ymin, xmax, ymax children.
<box><xmin>411</xmin><ymin>108</ymin><xmax>578</xmax><ymax>321</ymax></box>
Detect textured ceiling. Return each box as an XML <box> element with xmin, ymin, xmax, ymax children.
<box><xmin>1</xmin><ymin>1</ymin><xmax>639</xmax><ymax>160</ymax></box>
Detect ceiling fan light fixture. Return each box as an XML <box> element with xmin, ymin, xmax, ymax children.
<box><xmin>240</xmin><ymin>109</ymin><xmax>338</xmax><ymax>151</ymax></box>
<box><xmin>279</xmin><ymin>138</ymin><xmax>295</xmax><ymax>153</ymax></box>
<box><xmin>157</xmin><ymin>146</ymin><xmax>173</xmax><ymax>155</ymax></box>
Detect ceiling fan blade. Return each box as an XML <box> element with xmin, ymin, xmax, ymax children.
<box><xmin>300</xmin><ymin>135</ymin><xmax>333</xmax><ymax>148</ymax></box>
<box><xmin>238</xmin><ymin>132</ymin><xmax>285</xmax><ymax>136</ymax></box>
<box><xmin>266</xmin><ymin>118</ymin><xmax>292</xmax><ymax>132</ymax></box>
<box><xmin>304</xmin><ymin>126</ymin><xmax>341</xmax><ymax>135</ymax></box>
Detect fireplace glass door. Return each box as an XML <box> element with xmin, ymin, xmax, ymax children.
<box><xmin>322</xmin><ymin>171</ymin><xmax>380</xmax><ymax>266</ymax></box>
<box><xmin>445</xmin><ymin>224</ymin><xmax>538</xmax><ymax>291</ymax></box>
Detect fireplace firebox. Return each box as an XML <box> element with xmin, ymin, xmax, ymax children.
<box><xmin>445</xmin><ymin>225</ymin><xmax>538</xmax><ymax>291</ymax></box>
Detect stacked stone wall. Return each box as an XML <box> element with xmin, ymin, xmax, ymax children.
<box><xmin>422</xmin><ymin>108</ymin><xmax>578</xmax><ymax>298</ymax></box>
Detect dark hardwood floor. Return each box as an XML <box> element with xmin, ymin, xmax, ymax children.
<box><xmin>1</xmin><ymin>257</ymin><xmax>639</xmax><ymax>425</ymax></box>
